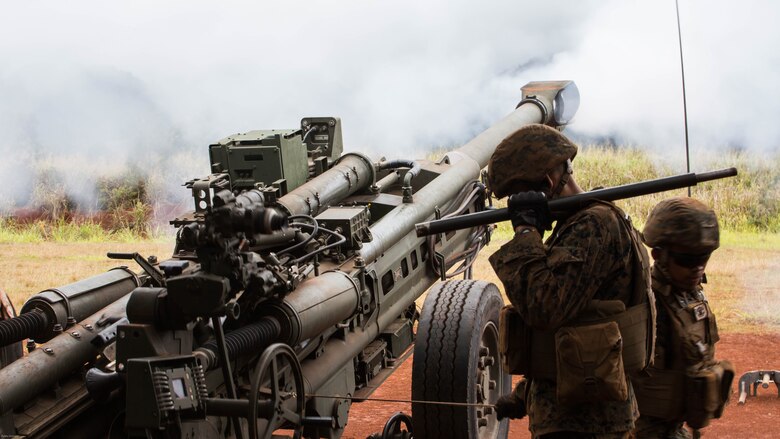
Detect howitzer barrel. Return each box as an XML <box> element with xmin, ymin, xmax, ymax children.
<box><xmin>414</xmin><ymin>167</ymin><xmax>739</xmax><ymax>236</ymax></box>
<box><xmin>358</xmin><ymin>93</ymin><xmax>548</xmax><ymax>263</ymax></box>
<box><xmin>0</xmin><ymin>268</ymin><xmax>139</xmax><ymax>347</ymax></box>
<box><xmin>0</xmin><ymin>294</ymin><xmax>131</xmax><ymax>414</ymax></box>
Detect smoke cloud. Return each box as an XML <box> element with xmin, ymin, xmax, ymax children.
<box><xmin>1</xmin><ymin>0</ymin><xmax>777</xmax><ymax>212</ymax></box>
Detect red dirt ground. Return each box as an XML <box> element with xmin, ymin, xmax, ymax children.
<box><xmin>342</xmin><ymin>333</ymin><xmax>780</xmax><ymax>439</ymax></box>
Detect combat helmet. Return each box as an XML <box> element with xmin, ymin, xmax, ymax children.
<box><xmin>642</xmin><ymin>197</ymin><xmax>720</xmax><ymax>253</ymax></box>
<box><xmin>487</xmin><ymin>124</ymin><xmax>578</xmax><ymax>198</ymax></box>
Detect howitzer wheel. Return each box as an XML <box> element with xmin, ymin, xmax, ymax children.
<box><xmin>412</xmin><ymin>280</ymin><xmax>510</xmax><ymax>439</ymax></box>
<box><xmin>249</xmin><ymin>343</ymin><xmax>305</xmax><ymax>439</ymax></box>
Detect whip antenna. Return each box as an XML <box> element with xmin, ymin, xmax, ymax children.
<box><xmin>675</xmin><ymin>0</ymin><xmax>692</xmax><ymax>196</ymax></box>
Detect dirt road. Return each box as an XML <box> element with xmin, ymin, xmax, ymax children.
<box><xmin>342</xmin><ymin>333</ymin><xmax>780</xmax><ymax>439</ymax></box>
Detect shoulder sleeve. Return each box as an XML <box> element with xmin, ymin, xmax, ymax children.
<box><xmin>489</xmin><ymin>206</ymin><xmax>626</xmax><ymax>329</ymax></box>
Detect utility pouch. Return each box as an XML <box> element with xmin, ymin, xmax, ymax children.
<box><xmin>499</xmin><ymin>305</ymin><xmax>531</xmax><ymax>375</ymax></box>
<box><xmin>555</xmin><ymin>321</ymin><xmax>628</xmax><ymax>405</ymax></box>
<box><xmin>632</xmin><ymin>368</ymin><xmax>686</xmax><ymax>419</ymax></box>
<box><xmin>685</xmin><ymin>360</ymin><xmax>735</xmax><ymax>428</ymax></box>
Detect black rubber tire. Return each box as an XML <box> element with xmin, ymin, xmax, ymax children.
<box><xmin>411</xmin><ymin>279</ymin><xmax>510</xmax><ymax>439</ymax></box>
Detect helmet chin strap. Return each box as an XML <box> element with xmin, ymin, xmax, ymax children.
<box><xmin>549</xmin><ymin>159</ymin><xmax>573</xmax><ymax>200</ymax></box>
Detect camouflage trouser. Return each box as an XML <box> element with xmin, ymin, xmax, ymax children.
<box><xmin>537</xmin><ymin>432</ymin><xmax>633</xmax><ymax>439</ymax></box>
<box><xmin>634</xmin><ymin>416</ymin><xmax>691</xmax><ymax>439</ymax></box>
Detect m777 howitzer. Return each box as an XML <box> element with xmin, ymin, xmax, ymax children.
<box><xmin>0</xmin><ymin>80</ymin><xmax>581</xmax><ymax>439</ymax></box>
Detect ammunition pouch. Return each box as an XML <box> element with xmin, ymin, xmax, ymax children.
<box><xmin>499</xmin><ymin>305</ymin><xmax>531</xmax><ymax>375</ymax></box>
<box><xmin>633</xmin><ymin>360</ymin><xmax>734</xmax><ymax>427</ymax></box>
<box><xmin>499</xmin><ymin>300</ymin><xmax>652</xmax><ymax>379</ymax></box>
<box><xmin>554</xmin><ymin>321</ymin><xmax>628</xmax><ymax>404</ymax></box>
<box><xmin>632</xmin><ymin>369</ymin><xmax>687</xmax><ymax>419</ymax></box>
<box><xmin>685</xmin><ymin>360</ymin><xmax>735</xmax><ymax>428</ymax></box>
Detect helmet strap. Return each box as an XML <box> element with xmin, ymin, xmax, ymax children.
<box><xmin>550</xmin><ymin>160</ymin><xmax>573</xmax><ymax>199</ymax></box>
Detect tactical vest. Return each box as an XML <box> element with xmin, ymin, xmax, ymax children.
<box><xmin>632</xmin><ymin>276</ymin><xmax>734</xmax><ymax>428</ymax></box>
<box><xmin>499</xmin><ymin>202</ymin><xmax>657</xmax><ymax>403</ymax></box>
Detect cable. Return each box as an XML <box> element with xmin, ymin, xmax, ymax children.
<box><xmin>676</xmin><ymin>0</ymin><xmax>692</xmax><ymax>196</ymax></box>
<box><xmin>291</xmin><ymin>225</ymin><xmax>347</xmax><ymax>265</ymax></box>
<box><xmin>277</xmin><ymin>215</ymin><xmax>318</xmax><ymax>256</ymax></box>
<box><xmin>306</xmin><ymin>393</ymin><xmax>495</xmax><ymax>408</ymax></box>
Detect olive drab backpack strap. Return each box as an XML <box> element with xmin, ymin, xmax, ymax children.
<box><xmin>597</xmin><ymin>201</ymin><xmax>657</xmax><ymax>369</ymax></box>
<box><xmin>628</xmin><ymin>217</ymin><xmax>656</xmax><ymax>368</ymax></box>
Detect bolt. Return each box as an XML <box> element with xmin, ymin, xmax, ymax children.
<box><xmin>84</xmin><ymin>324</ymin><xmax>94</xmax><ymax>331</ymax></box>
<box><xmin>117</xmin><ymin>363</ymin><xmax>125</xmax><ymax>371</ymax></box>
<box><xmin>53</xmin><ymin>324</ymin><xmax>63</xmax><ymax>333</ymax></box>
<box><xmin>43</xmin><ymin>347</ymin><xmax>54</xmax><ymax>355</ymax></box>
<box><xmin>70</xmin><ymin>331</ymin><xmax>81</xmax><ymax>339</ymax></box>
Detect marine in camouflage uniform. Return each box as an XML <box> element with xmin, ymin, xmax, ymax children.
<box><xmin>488</xmin><ymin>124</ymin><xmax>650</xmax><ymax>439</ymax></box>
<box><xmin>633</xmin><ymin>197</ymin><xmax>729</xmax><ymax>439</ymax></box>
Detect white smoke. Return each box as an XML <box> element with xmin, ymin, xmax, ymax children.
<box><xmin>0</xmin><ymin>0</ymin><xmax>777</xmax><ymax>211</ymax></box>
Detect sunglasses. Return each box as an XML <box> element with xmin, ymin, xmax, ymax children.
<box><xmin>667</xmin><ymin>250</ymin><xmax>711</xmax><ymax>269</ymax></box>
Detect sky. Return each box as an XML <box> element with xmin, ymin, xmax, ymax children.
<box><xmin>0</xmin><ymin>0</ymin><xmax>777</xmax><ymax>212</ymax></box>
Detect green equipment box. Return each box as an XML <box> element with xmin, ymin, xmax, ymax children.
<box><xmin>209</xmin><ymin>129</ymin><xmax>308</xmax><ymax>194</ymax></box>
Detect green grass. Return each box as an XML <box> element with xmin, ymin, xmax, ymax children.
<box><xmin>0</xmin><ymin>218</ymin><xmax>170</xmax><ymax>244</ymax></box>
<box><xmin>719</xmin><ymin>230</ymin><xmax>780</xmax><ymax>250</ymax></box>
<box><xmin>576</xmin><ymin>146</ymin><xmax>780</xmax><ymax>233</ymax></box>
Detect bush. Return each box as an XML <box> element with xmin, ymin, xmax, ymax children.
<box><xmin>30</xmin><ymin>169</ymin><xmax>77</xmax><ymax>221</ymax></box>
<box><xmin>96</xmin><ymin>173</ymin><xmax>151</xmax><ymax>236</ymax></box>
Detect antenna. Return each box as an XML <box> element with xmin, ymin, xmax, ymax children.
<box><xmin>675</xmin><ymin>0</ymin><xmax>692</xmax><ymax>196</ymax></box>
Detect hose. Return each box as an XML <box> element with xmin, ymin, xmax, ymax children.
<box><xmin>0</xmin><ymin>309</ymin><xmax>47</xmax><ymax>347</ymax></box>
<box><xmin>377</xmin><ymin>159</ymin><xmax>422</xmax><ymax>189</ymax></box>
<box><xmin>195</xmin><ymin>317</ymin><xmax>281</xmax><ymax>370</ymax></box>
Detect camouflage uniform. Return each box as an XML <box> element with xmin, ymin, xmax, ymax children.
<box><xmin>487</xmin><ymin>125</ymin><xmax>649</xmax><ymax>438</ymax></box>
<box><xmin>632</xmin><ymin>266</ymin><xmax>697</xmax><ymax>439</ymax></box>
<box><xmin>633</xmin><ymin>197</ymin><xmax>724</xmax><ymax>439</ymax></box>
<box><xmin>490</xmin><ymin>200</ymin><xmax>641</xmax><ymax>438</ymax></box>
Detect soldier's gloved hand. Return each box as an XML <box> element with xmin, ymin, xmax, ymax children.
<box><xmin>508</xmin><ymin>191</ymin><xmax>551</xmax><ymax>234</ymax></box>
<box><xmin>494</xmin><ymin>393</ymin><xmax>527</xmax><ymax>420</ymax></box>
